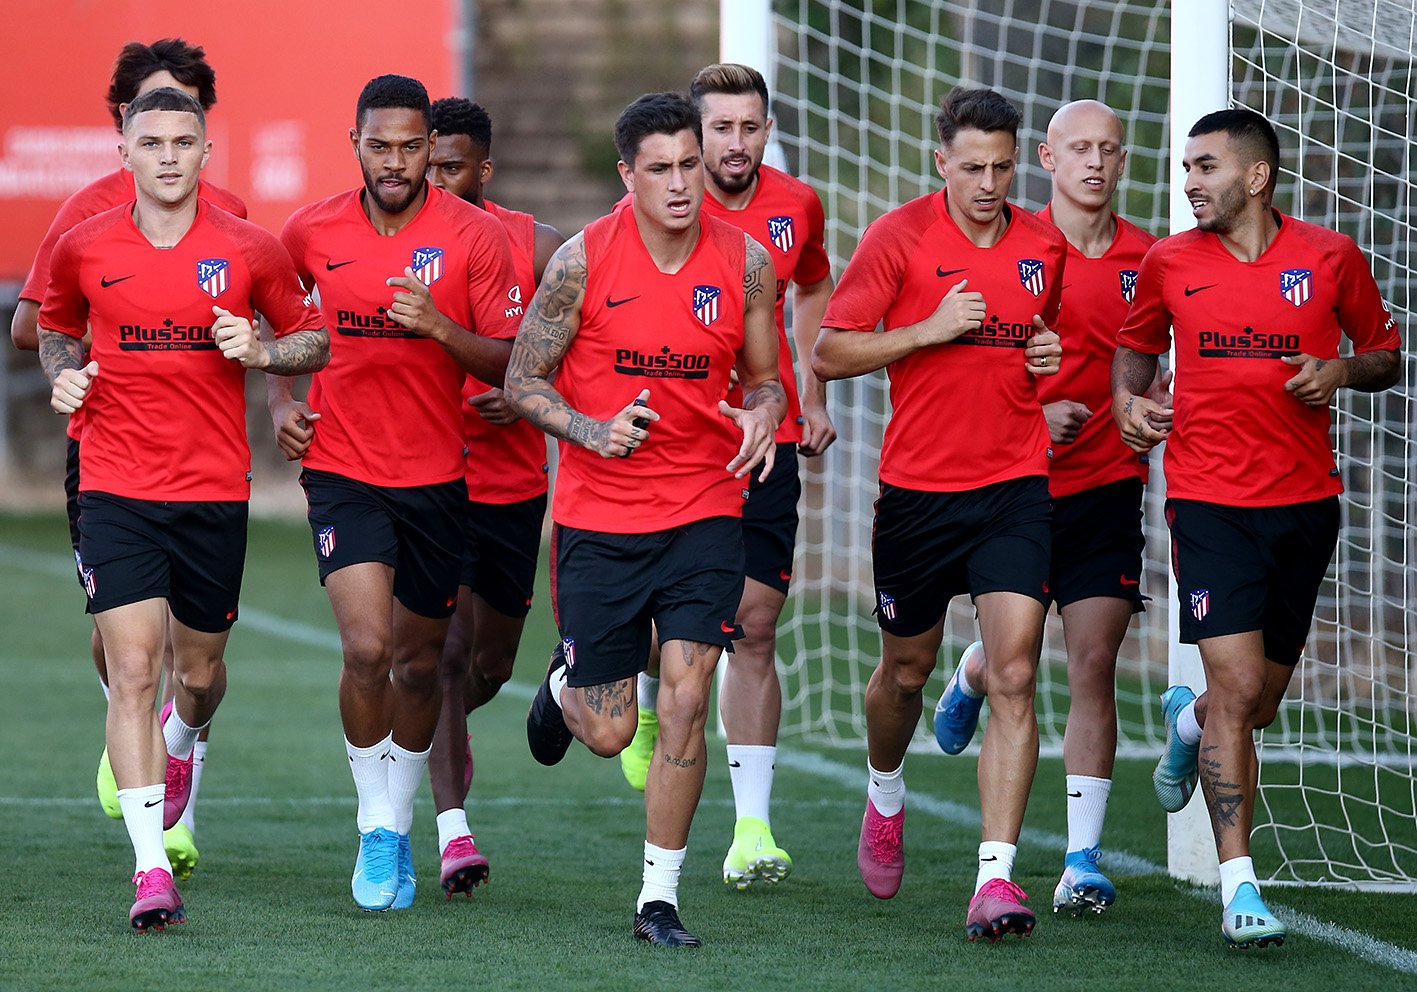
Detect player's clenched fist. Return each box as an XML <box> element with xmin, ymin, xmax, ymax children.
<box><xmin>1024</xmin><ymin>316</ymin><xmax>1062</xmax><ymax>376</ymax></box>
<box><xmin>574</xmin><ymin>388</ymin><xmax>660</xmax><ymax>459</ymax></box>
<box><xmin>212</xmin><ymin>305</ymin><xmax>267</xmax><ymax>368</ymax></box>
<box><xmin>919</xmin><ymin>279</ymin><xmax>987</xmax><ymax>346</ymax></box>
<box><xmin>51</xmin><ymin>360</ymin><xmax>99</xmax><ymax>414</ymax></box>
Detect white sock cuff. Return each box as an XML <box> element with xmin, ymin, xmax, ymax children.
<box><xmin>346</xmin><ymin>734</ymin><xmax>393</xmax><ymax>760</ymax></box>
<box><xmin>436</xmin><ymin>808</ymin><xmax>472</xmax><ymax>854</ymax></box>
<box><xmin>955</xmin><ymin>657</ymin><xmax>984</xmax><ymax>699</ymax></box>
<box><xmin>1066</xmin><ymin>774</ymin><xmax>1113</xmax><ymax>795</ymax></box>
<box><xmin>637</xmin><ymin>671</ymin><xmax>660</xmax><ymax>710</ymax></box>
<box><xmin>1218</xmin><ymin>855</ymin><xmax>1259</xmax><ymax>906</ymax></box>
<box><xmin>388</xmin><ymin>740</ymin><xmax>433</xmax><ymax>762</ymax></box>
<box><xmin>644</xmin><ymin>842</ymin><xmax>686</xmax><ymax>868</ymax></box>
<box><xmin>550</xmin><ymin>666</ymin><xmax>570</xmax><ymax>710</ymax></box>
<box><xmin>867</xmin><ymin>759</ymin><xmax>904</xmax><ymax>790</ymax></box>
<box><xmin>1177</xmin><ymin>702</ymin><xmax>1203</xmax><ymax>746</ymax></box>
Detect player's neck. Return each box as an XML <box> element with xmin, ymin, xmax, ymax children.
<box><xmin>945</xmin><ymin>193</ymin><xmax>1009</xmax><ymax>248</ymax></box>
<box><xmin>706</xmin><ymin>173</ymin><xmax>758</xmax><ymax>212</ymax></box>
<box><xmin>632</xmin><ymin>208</ymin><xmax>701</xmax><ymax>274</ymax></box>
<box><xmin>362</xmin><ymin>181</ymin><xmax>429</xmax><ymax>236</ymax></box>
<box><xmin>1047</xmin><ymin>197</ymin><xmax>1116</xmax><ymax>258</ymax></box>
<box><xmin>1214</xmin><ymin>205</ymin><xmax>1280</xmax><ymax>263</ymax></box>
<box><xmin>130</xmin><ymin>192</ymin><xmax>198</xmax><ymax>250</ymax></box>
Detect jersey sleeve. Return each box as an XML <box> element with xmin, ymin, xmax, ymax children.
<box><xmin>243</xmin><ymin>227</ymin><xmax>325</xmax><ymax>338</ymax></box>
<box><xmin>279</xmin><ymin>211</ymin><xmax>315</xmax><ymax>291</ymax></box>
<box><xmin>207</xmin><ymin>185</ymin><xmax>249</xmax><ymax>220</ymax></box>
<box><xmin>1040</xmin><ymin>233</ymin><xmax>1067</xmax><ymax>326</ymax></box>
<box><xmin>36</xmin><ymin>231</ymin><xmax>89</xmax><ymax>338</ymax></box>
<box><xmin>1332</xmin><ymin>238</ymin><xmax>1401</xmax><ymax>354</ymax></box>
<box><xmin>1116</xmin><ymin>242</ymin><xmax>1173</xmax><ymax>355</ymax></box>
<box><xmin>20</xmin><ymin>190</ymin><xmax>102</xmax><ymax>303</ymax></box>
<box><xmin>462</xmin><ymin>214</ymin><xmax>523</xmax><ymax>341</ymax></box>
<box><xmin>794</xmin><ymin>185</ymin><xmax>832</xmax><ymax>286</ymax></box>
<box><xmin>821</xmin><ymin>218</ymin><xmax>909</xmax><ymax>333</ymax></box>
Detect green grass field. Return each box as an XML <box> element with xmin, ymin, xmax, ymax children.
<box><xmin>2</xmin><ymin>511</ymin><xmax>1415</xmax><ymax>991</ymax></box>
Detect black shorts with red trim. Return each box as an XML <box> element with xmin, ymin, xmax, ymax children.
<box><xmin>461</xmin><ymin>494</ymin><xmax>546</xmax><ymax>619</ymax></box>
<box><xmin>301</xmin><ymin>468</ymin><xmax>466</xmax><ymax>620</ymax></box>
<box><xmin>76</xmin><ymin>491</ymin><xmax>247</xmax><ymax>633</ymax></box>
<box><xmin>743</xmin><ymin>442</ymin><xmax>800</xmax><ymax>594</ymax></box>
<box><xmin>1048</xmin><ymin>476</ymin><xmax>1147</xmax><ymax>611</ymax></box>
<box><xmin>1167</xmin><ymin>496</ymin><xmax>1339</xmax><ymax>666</ymax></box>
<box><xmin>872</xmin><ymin>475</ymin><xmax>1052</xmax><ymax>638</ymax></box>
<box><xmin>551</xmin><ymin>515</ymin><xmax>744</xmax><ymax>688</ymax></box>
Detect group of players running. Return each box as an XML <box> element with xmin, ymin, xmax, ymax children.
<box><xmin>14</xmin><ymin>37</ymin><xmax>1401</xmax><ymax>952</ymax></box>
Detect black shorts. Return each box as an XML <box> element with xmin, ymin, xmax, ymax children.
<box><xmin>65</xmin><ymin>438</ymin><xmax>84</xmax><ymax>591</ymax></box>
<box><xmin>1049</xmin><ymin>477</ymin><xmax>1147</xmax><ymax>612</ymax></box>
<box><xmin>552</xmin><ymin>516</ymin><xmax>745</xmax><ymax>688</ymax></box>
<box><xmin>461</xmin><ymin>494</ymin><xmax>546</xmax><ymax>618</ymax></box>
<box><xmin>76</xmin><ymin>492</ymin><xmax>247</xmax><ymax>633</ymax></box>
<box><xmin>872</xmin><ymin>476</ymin><xmax>1051</xmax><ymax>638</ymax></box>
<box><xmin>1167</xmin><ymin>496</ymin><xmax>1339</xmax><ymax>666</ymax></box>
<box><xmin>743</xmin><ymin>442</ymin><xmax>801</xmax><ymax>594</ymax></box>
<box><xmin>300</xmin><ymin>468</ymin><xmax>466</xmax><ymax>620</ymax></box>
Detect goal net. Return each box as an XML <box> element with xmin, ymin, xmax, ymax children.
<box><xmin>762</xmin><ymin>0</ymin><xmax>1416</xmax><ymax>888</ymax></box>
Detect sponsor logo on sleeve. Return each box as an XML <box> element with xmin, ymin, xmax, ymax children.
<box><xmin>505</xmin><ymin>283</ymin><xmax>524</xmax><ymax>318</ymax></box>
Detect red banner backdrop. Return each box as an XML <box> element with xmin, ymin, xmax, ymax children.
<box><xmin>0</xmin><ymin>1</ymin><xmax>461</xmax><ymax>281</ymax></box>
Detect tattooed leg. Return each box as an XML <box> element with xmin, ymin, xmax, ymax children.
<box><xmin>646</xmin><ymin>639</ymin><xmax>723</xmax><ymax>850</ymax></box>
<box><xmin>561</xmin><ymin>676</ymin><xmax>638</xmax><ymax>758</ymax></box>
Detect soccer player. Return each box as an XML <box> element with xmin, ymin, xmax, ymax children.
<box><xmin>507</xmin><ymin>92</ymin><xmax>784</xmax><ymax>946</ymax></box>
<box><xmin>37</xmin><ymin>87</ymin><xmax>328</xmax><ymax>930</ymax></box>
<box><xmin>616</xmin><ymin>63</ymin><xmax>836</xmax><ymax>890</ymax></box>
<box><xmin>1112</xmin><ymin>107</ymin><xmax>1401</xmax><ymax>948</ymax></box>
<box><xmin>273</xmin><ymin>74</ymin><xmax>523</xmax><ymax>912</ymax></box>
<box><xmin>931</xmin><ymin>100</ymin><xmax>1159</xmax><ymax>915</ymax></box>
<box><xmin>812</xmin><ymin>87</ymin><xmax>1065</xmax><ymax>941</ymax></box>
<box><xmin>10</xmin><ymin>37</ymin><xmax>246</xmax><ymax>882</ymax></box>
<box><xmin>423</xmin><ymin>95</ymin><xmax>564</xmax><ymax>897</ymax></box>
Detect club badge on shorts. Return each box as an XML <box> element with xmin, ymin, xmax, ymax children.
<box><xmin>318</xmin><ymin>525</ymin><xmax>337</xmax><ymax>559</ymax></box>
<box><xmin>561</xmin><ymin>636</ymin><xmax>577</xmax><ymax>672</ymax></box>
<box><xmin>1190</xmin><ymin>588</ymin><xmax>1210</xmax><ymax>622</ymax></box>
<box><xmin>877</xmin><ymin>591</ymin><xmax>898</xmax><ymax>621</ymax></box>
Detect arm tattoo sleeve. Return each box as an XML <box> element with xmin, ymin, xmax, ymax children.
<box><xmin>742</xmin><ymin>378</ymin><xmax>786</xmax><ymax>412</ymax></box>
<box><xmin>743</xmin><ymin>235</ymin><xmax>770</xmax><ymax>305</ymax></box>
<box><xmin>1344</xmin><ymin>349</ymin><xmax>1402</xmax><ymax>392</ymax></box>
<box><xmin>1111</xmin><ymin>346</ymin><xmax>1159</xmax><ymax>397</ymax></box>
<box><xmin>38</xmin><ymin>330</ymin><xmax>83</xmax><ymax>384</ymax></box>
<box><xmin>263</xmin><ymin>328</ymin><xmax>330</xmax><ymax>376</ymax></box>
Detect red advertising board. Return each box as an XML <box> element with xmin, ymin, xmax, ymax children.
<box><xmin>0</xmin><ymin>0</ymin><xmax>462</xmax><ymax>282</ymax></box>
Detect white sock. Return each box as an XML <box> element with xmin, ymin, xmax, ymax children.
<box><xmin>1219</xmin><ymin>855</ymin><xmax>1260</xmax><ymax>906</ymax></box>
<box><xmin>1065</xmin><ymin>774</ymin><xmax>1112</xmax><ymax>852</ymax></box>
<box><xmin>866</xmin><ymin>760</ymin><xmax>905</xmax><ymax>817</ymax></box>
<box><xmin>346</xmin><ymin>735</ymin><xmax>395</xmax><ymax>833</ymax></box>
<box><xmin>550</xmin><ymin>665</ymin><xmax>570</xmax><ymax>710</ymax></box>
<box><xmin>162</xmin><ymin>706</ymin><xmax>204</xmax><ymax>761</ymax></box>
<box><xmin>117</xmin><ymin>784</ymin><xmax>172</xmax><ymax>876</ymax></box>
<box><xmin>637</xmin><ymin>842</ymin><xmax>686</xmax><ymax>910</ymax></box>
<box><xmin>436</xmin><ymin>808</ymin><xmax>472</xmax><ymax>854</ymax></box>
<box><xmin>1177</xmin><ymin>701</ymin><xmax>1203</xmax><ymax>746</ymax></box>
<box><xmin>387</xmin><ymin>741</ymin><xmax>432</xmax><ymax>836</ymax></box>
<box><xmin>727</xmin><ymin>744</ymin><xmax>776</xmax><ymax>824</ymax></box>
<box><xmin>178</xmin><ymin>741</ymin><xmax>207</xmax><ymax>833</ymax></box>
<box><xmin>98</xmin><ymin>677</ymin><xmax>110</xmax><ymax>702</ymax></box>
<box><xmin>955</xmin><ymin>653</ymin><xmax>984</xmax><ymax>699</ymax></box>
<box><xmin>975</xmin><ymin>840</ymin><xmax>1017</xmax><ymax>893</ymax></box>
<box><xmin>638</xmin><ymin>672</ymin><xmax>660</xmax><ymax>711</ymax></box>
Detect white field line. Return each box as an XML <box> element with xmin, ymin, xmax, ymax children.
<box><xmin>4</xmin><ymin>541</ymin><xmax>1415</xmax><ymax>973</ymax></box>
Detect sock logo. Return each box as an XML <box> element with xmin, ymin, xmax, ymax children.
<box><xmin>144</xmin><ymin>799</ymin><xmax>162</xmax><ymax>808</ymax></box>
<box><xmin>979</xmin><ymin>855</ymin><xmax>999</xmax><ymax>862</ymax></box>
<box><xmin>1067</xmin><ymin>790</ymin><xmax>1083</xmax><ymax>798</ymax></box>
<box><xmin>644</xmin><ymin>859</ymin><xmax>656</xmax><ymax>867</ymax></box>
<box><xmin>728</xmin><ymin>760</ymin><xmax>742</xmax><ymax>768</ymax></box>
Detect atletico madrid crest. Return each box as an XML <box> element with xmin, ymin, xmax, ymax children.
<box><xmin>693</xmin><ymin>285</ymin><xmax>721</xmax><ymax>326</ymax></box>
<box><xmin>412</xmin><ymin>246</ymin><xmax>444</xmax><ymax>287</ymax></box>
<box><xmin>1280</xmin><ymin>268</ymin><xmax>1313</xmax><ymax>308</ymax></box>
<box><xmin>1190</xmin><ymin>588</ymin><xmax>1210</xmax><ymax>622</ymax></box>
<box><xmin>1017</xmin><ymin>258</ymin><xmax>1045</xmax><ymax>297</ymax></box>
<box><xmin>318</xmin><ymin>525</ymin><xmax>336</xmax><ymax>559</ymax></box>
<box><xmin>561</xmin><ymin>636</ymin><xmax>577</xmax><ymax>672</ymax></box>
<box><xmin>1120</xmin><ymin>269</ymin><xmax>1138</xmax><ymax>304</ymax></box>
<box><xmin>877</xmin><ymin>591</ymin><xmax>898</xmax><ymax>621</ymax></box>
<box><xmin>767</xmin><ymin>215</ymin><xmax>795</xmax><ymax>253</ymax></box>
<box><xmin>197</xmin><ymin>258</ymin><xmax>230</xmax><ymax>299</ymax></box>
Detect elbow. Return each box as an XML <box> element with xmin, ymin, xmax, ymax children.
<box><xmin>811</xmin><ymin>349</ymin><xmax>843</xmax><ymax>383</ymax></box>
<box><xmin>10</xmin><ymin>316</ymin><xmax>38</xmax><ymax>352</ymax></box>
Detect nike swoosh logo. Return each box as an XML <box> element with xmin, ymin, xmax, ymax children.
<box><xmin>721</xmin><ymin>621</ymin><xmax>736</xmax><ymax>634</ymax></box>
<box><xmin>644</xmin><ymin>859</ymin><xmax>655</xmax><ymax>867</ymax></box>
<box><xmin>936</xmin><ymin>267</ymin><xmax>967</xmax><ymax>278</ymax></box>
<box><xmin>144</xmin><ymin>799</ymin><xmax>162</xmax><ymax>808</ymax></box>
<box><xmin>101</xmin><ymin>275</ymin><xmax>135</xmax><ymax>288</ymax></box>
<box><xmin>326</xmin><ymin>259</ymin><xmax>356</xmax><ymax>270</ymax></box>
<box><xmin>1184</xmin><ymin>283</ymin><xmax>1217</xmax><ymax>296</ymax></box>
<box><xmin>606</xmin><ymin>295</ymin><xmax>640</xmax><ymax>308</ymax></box>
<box><xmin>979</xmin><ymin>855</ymin><xmax>998</xmax><ymax>862</ymax></box>
<box><xmin>1067</xmin><ymin>790</ymin><xmax>1083</xmax><ymax>798</ymax></box>
<box><xmin>728</xmin><ymin>760</ymin><xmax>742</xmax><ymax>768</ymax></box>
<box><xmin>1120</xmin><ymin>575</ymin><xmax>1140</xmax><ymax>586</ymax></box>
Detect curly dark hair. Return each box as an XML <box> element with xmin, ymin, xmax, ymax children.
<box><xmin>106</xmin><ymin>38</ymin><xmax>217</xmax><ymax>131</ymax></box>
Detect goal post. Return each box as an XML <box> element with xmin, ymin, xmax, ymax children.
<box><xmin>737</xmin><ymin>0</ymin><xmax>1416</xmax><ymax>891</ymax></box>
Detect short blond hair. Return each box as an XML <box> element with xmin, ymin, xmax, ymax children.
<box><xmin>690</xmin><ymin>63</ymin><xmax>769</xmax><ymax>115</ymax></box>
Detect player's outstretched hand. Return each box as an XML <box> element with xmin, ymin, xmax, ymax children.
<box><xmin>468</xmin><ymin>387</ymin><xmax>520</xmax><ymax>426</ymax></box>
<box><xmin>1281</xmin><ymin>353</ymin><xmax>1346</xmax><ymax>407</ymax></box>
<box><xmin>51</xmin><ymin>360</ymin><xmax>98</xmax><ymax>415</ymax></box>
<box><xmin>1025</xmin><ymin>317</ymin><xmax>1062</xmax><ymax>376</ymax></box>
<box><xmin>920</xmin><ymin>279</ymin><xmax>986</xmax><ymax>346</ymax></box>
<box><xmin>269</xmin><ymin>398</ymin><xmax>320</xmax><ymax>461</ymax></box>
<box><xmin>386</xmin><ymin>267</ymin><xmax>446</xmax><ymax>339</ymax></box>
<box><xmin>212</xmin><ymin>306</ymin><xmax>267</xmax><ymax>368</ymax></box>
<box><xmin>720</xmin><ymin>400</ymin><xmax>777</xmax><ymax>481</ymax></box>
<box><xmin>798</xmin><ymin>400</ymin><xmax>837</xmax><ymax>457</ymax></box>
<box><xmin>1044</xmin><ymin>400</ymin><xmax>1092</xmax><ymax>444</ymax></box>
<box><xmin>1112</xmin><ymin>390</ymin><xmax>1172</xmax><ymax>454</ymax></box>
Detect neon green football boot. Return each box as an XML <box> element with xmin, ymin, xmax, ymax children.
<box><xmin>619</xmin><ymin>706</ymin><xmax>658</xmax><ymax>792</ymax></box>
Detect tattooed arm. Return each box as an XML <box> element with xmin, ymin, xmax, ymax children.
<box><xmin>504</xmin><ymin>234</ymin><xmax>658</xmax><ymax>458</ymax></box>
<box><xmin>1280</xmin><ymin>348</ymin><xmax>1400</xmax><ymax>407</ymax></box>
<box><xmin>39</xmin><ymin>329</ymin><xmax>94</xmax><ymax>415</ymax></box>
<box><xmin>1110</xmin><ymin>345</ymin><xmax>1171</xmax><ymax>454</ymax></box>
<box><xmin>720</xmin><ymin>234</ymin><xmax>787</xmax><ymax>480</ymax></box>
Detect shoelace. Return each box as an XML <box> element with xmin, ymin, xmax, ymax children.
<box><xmin>362</xmin><ymin>833</ymin><xmax>398</xmax><ymax>879</ymax></box>
<box><xmin>977</xmin><ymin>877</ymin><xmax>1029</xmax><ymax>904</ymax></box>
<box><xmin>444</xmin><ymin>836</ymin><xmax>480</xmax><ymax>861</ymax></box>
<box><xmin>1075</xmin><ymin>846</ymin><xmax>1102</xmax><ymax>870</ymax></box>
<box><xmin>165</xmin><ymin>756</ymin><xmax>193</xmax><ymax>802</ymax></box>
<box><xmin>133</xmin><ymin>869</ymin><xmax>173</xmax><ymax>899</ymax></box>
<box><xmin>866</xmin><ymin>812</ymin><xmax>903</xmax><ymax>862</ymax></box>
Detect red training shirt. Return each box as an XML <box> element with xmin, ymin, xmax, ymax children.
<box><xmin>1036</xmin><ymin>206</ymin><xmax>1156</xmax><ymax>498</ymax></box>
<box><xmin>701</xmin><ymin>164</ymin><xmax>832</xmax><ymax>445</ymax></box>
<box><xmin>281</xmin><ymin>183</ymin><xmax>523</xmax><ymax>488</ymax></box>
<box><xmin>823</xmin><ymin>191</ymin><xmax>1067</xmax><ymax>492</ymax></box>
<box><xmin>553</xmin><ymin>206</ymin><xmax>749</xmax><ymax>533</ymax></box>
<box><xmin>460</xmin><ymin>199</ymin><xmax>549</xmax><ymax>503</ymax></box>
<box><xmin>40</xmin><ymin>199</ymin><xmax>323</xmax><ymax>501</ymax></box>
<box><xmin>1117</xmin><ymin>211</ymin><xmax>1400</xmax><ymax>507</ymax></box>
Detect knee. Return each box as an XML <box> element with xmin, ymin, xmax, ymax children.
<box><xmin>735</xmin><ymin>603</ymin><xmax>778</xmax><ymax>661</ymax></box>
<box><xmin>878</xmin><ymin>654</ymin><xmax>935</xmax><ymax>697</ymax></box>
<box><xmin>341</xmin><ymin>628</ymin><xmax>392</xmax><ymax>683</ymax></box>
<box><xmin>1206</xmin><ymin>682</ymin><xmax>1272</xmax><ymax>730</ymax></box>
<box><xmin>470</xmin><ymin>645</ymin><xmax>516</xmax><ymax>692</ymax></box>
<box><xmin>983</xmin><ymin>655</ymin><xmax>1037</xmax><ymax>705</ymax></box>
<box><xmin>658</xmin><ymin>678</ymin><xmax>713</xmax><ymax>737</ymax></box>
<box><xmin>105</xmin><ymin>650</ymin><xmax>159</xmax><ymax>700</ymax></box>
<box><xmin>175</xmin><ymin>657</ymin><xmax>224</xmax><ymax>702</ymax></box>
<box><xmin>581</xmin><ymin>718</ymin><xmax>636</xmax><ymax>758</ymax></box>
<box><xmin>393</xmin><ymin>654</ymin><xmax>441</xmax><ymax>696</ymax></box>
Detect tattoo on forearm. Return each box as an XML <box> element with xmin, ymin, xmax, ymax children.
<box><xmin>38</xmin><ymin>331</ymin><xmax>83</xmax><ymax>383</ymax></box>
<box><xmin>661</xmin><ymin>753</ymin><xmax>698</xmax><ymax>768</ymax></box>
<box><xmin>1199</xmin><ymin>744</ymin><xmax>1244</xmax><ymax>833</ymax></box>
<box><xmin>742</xmin><ymin>379</ymin><xmax>786</xmax><ymax>412</ymax></box>
<box><xmin>743</xmin><ymin>236</ymin><xmax>770</xmax><ymax>305</ymax></box>
<box><xmin>567</xmin><ymin>411</ymin><xmax>608</xmax><ymax>450</ymax></box>
<box><xmin>264</xmin><ymin>329</ymin><xmax>329</xmax><ymax>375</ymax></box>
<box><xmin>582</xmin><ymin>679</ymin><xmax>633</xmax><ymax>719</ymax></box>
<box><xmin>1343</xmin><ymin>349</ymin><xmax>1401</xmax><ymax>392</ymax></box>
<box><xmin>1111</xmin><ymin>347</ymin><xmax>1158</xmax><ymax>397</ymax></box>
